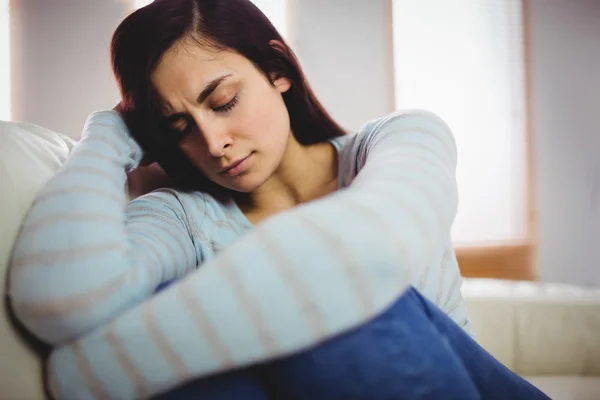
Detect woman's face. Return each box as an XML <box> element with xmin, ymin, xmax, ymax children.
<box><xmin>151</xmin><ymin>37</ymin><xmax>292</xmax><ymax>193</ymax></box>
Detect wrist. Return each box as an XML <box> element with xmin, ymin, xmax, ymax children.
<box><xmin>83</xmin><ymin>110</ymin><xmax>144</xmax><ymax>171</ymax></box>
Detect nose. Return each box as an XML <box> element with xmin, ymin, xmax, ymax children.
<box><xmin>192</xmin><ymin>114</ymin><xmax>232</xmax><ymax>158</ymax></box>
<box><xmin>205</xmin><ymin>133</ymin><xmax>232</xmax><ymax>158</ymax></box>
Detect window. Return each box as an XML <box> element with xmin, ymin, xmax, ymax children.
<box><xmin>393</xmin><ymin>0</ymin><xmax>528</xmax><ymax>247</ymax></box>
<box><xmin>393</xmin><ymin>0</ymin><xmax>533</xmax><ymax>279</ymax></box>
<box><xmin>0</xmin><ymin>0</ymin><xmax>10</xmax><ymax>120</ymax></box>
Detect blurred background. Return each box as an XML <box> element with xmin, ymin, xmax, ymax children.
<box><xmin>1</xmin><ymin>0</ymin><xmax>599</xmax><ymax>286</ymax></box>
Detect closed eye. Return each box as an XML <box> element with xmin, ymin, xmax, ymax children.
<box><xmin>165</xmin><ymin>115</ymin><xmax>193</xmax><ymax>140</ymax></box>
<box><xmin>163</xmin><ymin>92</ymin><xmax>239</xmax><ymax>140</ymax></box>
<box><xmin>171</xmin><ymin>118</ymin><xmax>188</xmax><ymax>132</ymax></box>
<box><xmin>214</xmin><ymin>94</ymin><xmax>239</xmax><ymax>113</ymax></box>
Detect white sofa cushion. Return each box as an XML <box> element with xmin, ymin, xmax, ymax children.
<box><xmin>0</xmin><ymin>120</ymin><xmax>75</xmax><ymax>399</ymax></box>
<box><xmin>463</xmin><ymin>278</ymin><xmax>600</xmax><ymax>376</ymax></box>
<box><xmin>525</xmin><ymin>376</ymin><xmax>600</xmax><ymax>400</ymax></box>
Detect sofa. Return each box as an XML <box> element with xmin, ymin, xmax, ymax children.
<box><xmin>463</xmin><ymin>279</ymin><xmax>600</xmax><ymax>399</ymax></box>
<box><xmin>1</xmin><ymin>120</ymin><xmax>599</xmax><ymax>399</ymax></box>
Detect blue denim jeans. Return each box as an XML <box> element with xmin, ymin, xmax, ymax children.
<box><xmin>158</xmin><ymin>287</ymin><xmax>549</xmax><ymax>400</ymax></box>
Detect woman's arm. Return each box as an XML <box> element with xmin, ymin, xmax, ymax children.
<box><xmin>7</xmin><ymin>111</ymin><xmax>199</xmax><ymax>345</ymax></box>
<box><xmin>47</xmin><ymin>110</ymin><xmax>461</xmax><ymax>399</ymax></box>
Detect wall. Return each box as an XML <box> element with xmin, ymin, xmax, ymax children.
<box><xmin>290</xmin><ymin>0</ymin><xmax>394</xmax><ymax>132</ymax></box>
<box><xmin>9</xmin><ymin>0</ymin><xmax>392</xmax><ymax>137</ymax></box>
<box><xmin>10</xmin><ymin>0</ymin><xmax>129</xmax><ymax>138</ymax></box>
<box><xmin>528</xmin><ymin>0</ymin><xmax>600</xmax><ymax>285</ymax></box>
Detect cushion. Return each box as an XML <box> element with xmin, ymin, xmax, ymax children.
<box><xmin>525</xmin><ymin>376</ymin><xmax>600</xmax><ymax>400</ymax></box>
<box><xmin>463</xmin><ymin>278</ymin><xmax>600</xmax><ymax>376</ymax></box>
<box><xmin>0</xmin><ymin>120</ymin><xmax>75</xmax><ymax>399</ymax></box>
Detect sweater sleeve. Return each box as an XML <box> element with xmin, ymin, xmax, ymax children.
<box><xmin>47</xmin><ymin>110</ymin><xmax>460</xmax><ymax>400</ymax></box>
<box><xmin>7</xmin><ymin>111</ymin><xmax>199</xmax><ymax>345</ymax></box>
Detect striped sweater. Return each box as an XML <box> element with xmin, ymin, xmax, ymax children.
<box><xmin>8</xmin><ymin>109</ymin><xmax>469</xmax><ymax>399</ymax></box>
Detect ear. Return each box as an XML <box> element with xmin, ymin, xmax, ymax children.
<box><xmin>273</xmin><ymin>75</ymin><xmax>291</xmax><ymax>93</ymax></box>
<box><xmin>268</xmin><ymin>40</ymin><xmax>292</xmax><ymax>93</ymax></box>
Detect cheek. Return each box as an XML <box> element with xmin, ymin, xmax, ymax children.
<box><xmin>239</xmin><ymin>88</ymin><xmax>290</xmax><ymax>146</ymax></box>
<box><xmin>178</xmin><ymin>135</ymin><xmax>213</xmax><ymax>175</ymax></box>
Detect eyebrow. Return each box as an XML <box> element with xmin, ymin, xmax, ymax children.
<box><xmin>164</xmin><ymin>74</ymin><xmax>233</xmax><ymax>119</ymax></box>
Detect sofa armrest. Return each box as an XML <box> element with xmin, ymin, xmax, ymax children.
<box><xmin>0</xmin><ymin>121</ymin><xmax>75</xmax><ymax>399</ymax></box>
<box><xmin>462</xmin><ymin>278</ymin><xmax>600</xmax><ymax>377</ymax></box>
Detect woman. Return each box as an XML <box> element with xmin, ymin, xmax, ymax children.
<box><xmin>8</xmin><ymin>0</ymin><xmax>548</xmax><ymax>399</ymax></box>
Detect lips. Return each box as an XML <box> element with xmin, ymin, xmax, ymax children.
<box><xmin>220</xmin><ymin>157</ymin><xmax>245</xmax><ymax>173</ymax></box>
<box><xmin>219</xmin><ymin>154</ymin><xmax>251</xmax><ymax>175</ymax></box>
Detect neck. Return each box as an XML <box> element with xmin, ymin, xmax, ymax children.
<box><xmin>236</xmin><ymin>134</ymin><xmax>339</xmax><ymax>220</ymax></box>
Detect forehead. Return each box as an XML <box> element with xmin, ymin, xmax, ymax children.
<box><xmin>151</xmin><ymin>38</ymin><xmax>250</xmax><ymax>97</ymax></box>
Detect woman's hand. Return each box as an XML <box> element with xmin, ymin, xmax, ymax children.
<box><xmin>113</xmin><ymin>102</ymin><xmax>175</xmax><ymax>197</ymax></box>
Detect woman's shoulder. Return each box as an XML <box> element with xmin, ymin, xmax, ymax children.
<box><xmin>333</xmin><ymin>109</ymin><xmax>452</xmax><ymax>149</ymax></box>
<box><xmin>358</xmin><ymin>109</ymin><xmax>453</xmax><ymax>143</ymax></box>
<box><xmin>352</xmin><ymin>109</ymin><xmax>455</xmax><ymax>157</ymax></box>
<box><xmin>333</xmin><ymin>110</ymin><xmax>456</xmax><ymax>187</ymax></box>
<box><xmin>127</xmin><ymin>189</ymin><xmax>251</xmax><ymax>246</ymax></box>
<box><xmin>126</xmin><ymin>189</ymin><xmax>208</xmax><ymax>230</ymax></box>
<box><xmin>128</xmin><ymin>188</ymin><xmax>234</xmax><ymax>221</ymax></box>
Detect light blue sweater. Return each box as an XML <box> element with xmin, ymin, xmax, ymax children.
<box><xmin>8</xmin><ymin>109</ymin><xmax>469</xmax><ymax>399</ymax></box>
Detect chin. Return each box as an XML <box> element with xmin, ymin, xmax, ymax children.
<box><xmin>222</xmin><ymin>175</ymin><xmax>268</xmax><ymax>194</ymax></box>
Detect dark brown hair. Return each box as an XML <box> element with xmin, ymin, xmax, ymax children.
<box><xmin>110</xmin><ymin>0</ymin><xmax>345</xmax><ymax>192</ymax></box>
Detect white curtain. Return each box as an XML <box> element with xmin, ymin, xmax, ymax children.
<box><xmin>393</xmin><ymin>0</ymin><xmax>527</xmax><ymax>246</ymax></box>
